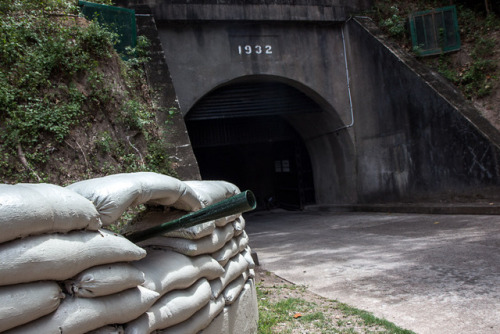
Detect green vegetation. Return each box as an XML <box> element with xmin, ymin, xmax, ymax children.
<box><xmin>0</xmin><ymin>0</ymin><xmax>176</xmax><ymax>184</ymax></box>
<box><xmin>378</xmin><ymin>4</ymin><xmax>407</xmax><ymax>39</ymax></box>
<box><xmin>372</xmin><ymin>0</ymin><xmax>500</xmax><ymax>100</ymax></box>
<box><xmin>256</xmin><ymin>281</ymin><xmax>415</xmax><ymax>334</ymax></box>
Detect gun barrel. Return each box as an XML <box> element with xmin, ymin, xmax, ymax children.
<box><xmin>125</xmin><ymin>190</ymin><xmax>257</xmax><ymax>243</ymax></box>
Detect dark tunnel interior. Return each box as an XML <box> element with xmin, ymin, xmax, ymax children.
<box><xmin>186</xmin><ymin>81</ymin><xmax>320</xmax><ymax>210</ymax></box>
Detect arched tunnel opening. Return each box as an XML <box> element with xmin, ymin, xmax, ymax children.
<box><xmin>185</xmin><ymin>81</ymin><xmax>321</xmax><ymax>210</ymax></box>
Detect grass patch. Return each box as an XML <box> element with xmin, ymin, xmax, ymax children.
<box><xmin>256</xmin><ymin>280</ymin><xmax>415</xmax><ymax>334</ymax></box>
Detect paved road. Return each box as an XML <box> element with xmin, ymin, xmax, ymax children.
<box><xmin>245</xmin><ymin>209</ymin><xmax>500</xmax><ymax>334</ymax></box>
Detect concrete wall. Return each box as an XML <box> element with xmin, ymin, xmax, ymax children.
<box><xmin>157</xmin><ymin>21</ymin><xmax>358</xmax><ymax>203</ymax></box>
<box><xmin>346</xmin><ymin>18</ymin><xmax>500</xmax><ymax>202</ymax></box>
<box><xmin>134</xmin><ymin>6</ymin><xmax>201</xmax><ymax>180</ymax></box>
<box><xmin>123</xmin><ymin>0</ymin><xmax>373</xmax><ymax>22</ymax></box>
<box><xmin>130</xmin><ymin>1</ymin><xmax>500</xmax><ymax>205</ymax></box>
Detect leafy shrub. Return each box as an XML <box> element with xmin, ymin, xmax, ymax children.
<box><xmin>379</xmin><ymin>5</ymin><xmax>407</xmax><ymax>38</ymax></box>
<box><xmin>0</xmin><ymin>0</ymin><xmax>175</xmax><ymax>183</ymax></box>
<box><xmin>0</xmin><ymin>4</ymin><xmax>117</xmax><ymax>149</ymax></box>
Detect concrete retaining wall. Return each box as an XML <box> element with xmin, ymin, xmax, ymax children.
<box><xmin>347</xmin><ymin>18</ymin><xmax>500</xmax><ymax>202</ymax></box>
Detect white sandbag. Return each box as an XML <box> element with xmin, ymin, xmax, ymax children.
<box><xmin>235</xmin><ymin>230</ymin><xmax>249</xmax><ymax>252</ymax></box>
<box><xmin>157</xmin><ymin>295</ymin><xmax>225</xmax><ymax>334</ymax></box>
<box><xmin>65</xmin><ymin>263</ymin><xmax>145</xmax><ymax>298</ymax></box>
<box><xmin>163</xmin><ymin>221</ymin><xmax>216</xmax><ymax>239</ymax></box>
<box><xmin>138</xmin><ymin>224</ymin><xmax>234</xmax><ymax>256</ymax></box>
<box><xmin>87</xmin><ymin>325</ymin><xmax>124</xmax><ymax>334</ymax></box>
<box><xmin>0</xmin><ymin>183</ymin><xmax>101</xmax><ymax>244</ymax></box>
<box><xmin>211</xmin><ymin>239</ymin><xmax>239</xmax><ymax>267</ymax></box>
<box><xmin>184</xmin><ymin>181</ymin><xmax>241</xmax><ymax>228</ymax></box>
<box><xmin>200</xmin><ymin>279</ymin><xmax>258</xmax><ymax>334</ymax></box>
<box><xmin>132</xmin><ymin>249</ymin><xmax>224</xmax><ymax>297</ymax></box>
<box><xmin>232</xmin><ymin>216</ymin><xmax>245</xmax><ymax>236</ymax></box>
<box><xmin>184</xmin><ymin>181</ymin><xmax>240</xmax><ymax>207</ymax></box>
<box><xmin>214</xmin><ymin>213</ymin><xmax>241</xmax><ymax>228</ymax></box>
<box><xmin>210</xmin><ymin>253</ymin><xmax>249</xmax><ymax>299</ymax></box>
<box><xmin>124</xmin><ymin>278</ymin><xmax>211</xmax><ymax>334</ymax></box>
<box><xmin>66</xmin><ymin>173</ymin><xmax>202</xmax><ymax>225</ymax></box>
<box><xmin>0</xmin><ymin>281</ymin><xmax>64</xmax><ymax>332</ymax></box>
<box><xmin>0</xmin><ymin>229</ymin><xmax>146</xmax><ymax>286</ymax></box>
<box><xmin>125</xmin><ymin>209</ymin><xmax>216</xmax><ymax>241</ymax></box>
<box><xmin>5</xmin><ymin>286</ymin><xmax>159</xmax><ymax>334</ymax></box>
<box><xmin>222</xmin><ymin>271</ymin><xmax>250</xmax><ymax>305</ymax></box>
<box><xmin>241</xmin><ymin>246</ymin><xmax>256</xmax><ymax>269</ymax></box>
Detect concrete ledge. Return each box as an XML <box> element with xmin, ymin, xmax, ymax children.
<box><xmin>306</xmin><ymin>202</ymin><xmax>500</xmax><ymax>215</ymax></box>
<box><xmin>152</xmin><ymin>4</ymin><xmax>347</xmax><ymax>22</ymax></box>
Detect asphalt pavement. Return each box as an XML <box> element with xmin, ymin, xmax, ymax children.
<box><xmin>245</xmin><ymin>208</ymin><xmax>500</xmax><ymax>334</ymax></box>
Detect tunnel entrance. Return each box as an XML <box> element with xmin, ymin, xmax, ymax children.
<box><xmin>186</xmin><ymin>81</ymin><xmax>319</xmax><ymax>210</ymax></box>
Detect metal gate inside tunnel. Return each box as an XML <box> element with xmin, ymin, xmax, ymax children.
<box><xmin>185</xmin><ymin>82</ymin><xmax>318</xmax><ymax>210</ymax></box>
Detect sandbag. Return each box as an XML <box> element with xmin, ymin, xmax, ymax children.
<box><xmin>66</xmin><ymin>173</ymin><xmax>202</xmax><ymax>225</ymax></box>
<box><xmin>184</xmin><ymin>181</ymin><xmax>241</xmax><ymax>228</ymax></box>
<box><xmin>211</xmin><ymin>239</ymin><xmax>239</xmax><ymax>267</ymax></box>
<box><xmin>235</xmin><ymin>230</ymin><xmax>249</xmax><ymax>252</ymax></box>
<box><xmin>223</xmin><ymin>271</ymin><xmax>250</xmax><ymax>305</ymax></box>
<box><xmin>200</xmin><ymin>279</ymin><xmax>258</xmax><ymax>334</ymax></box>
<box><xmin>184</xmin><ymin>181</ymin><xmax>240</xmax><ymax>207</ymax></box>
<box><xmin>132</xmin><ymin>249</ymin><xmax>224</xmax><ymax>297</ymax></box>
<box><xmin>138</xmin><ymin>224</ymin><xmax>234</xmax><ymax>256</ymax></box>
<box><xmin>241</xmin><ymin>246</ymin><xmax>256</xmax><ymax>269</ymax></box>
<box><xmin>210</xmin><ymin>253</ymin><xmax>249</xmax><ymax>299</ymax></box>
<box><xmin>0</xmin><ymin>229</ymin><xmax>146</xmax><ymax>286</ymax></box>
<box><xmin>65</xmin><ymin>263</ymin><xmax>145</xmax><ymax>298</ymax></box>
<box><xmin>232</xmin><ymin>216</ymin><xmax>245</xmax><ymax>236</ymax></box>
<box><xmin>0</xmin><ymin>183</ymin><xmax>101</xmax><ymax>244</ymax></box>
<box><xmin>157</xmin><ymin>295</ymin><xmax>225</xmax><ymax>334</ymax></box>
<box><xmin>0</xmin><ymin>281</ymin><xmax>64</xmax><ymax>332</ymax></box>
<box><xmin>124</xmin><ymin>278</ymin><xmax>211</xmax><ymax>334</ymax></box>
<box><xmin>124</xmin><ymin>209</ymin><xmax>215</xmax><ymax>241</ymax></box>
<box><xmin>214</xmin><ymin>213</ymin><xmax>241</xmax><ymax>228</ymax></box>
<box><xmin>5</xmin><ymin>286</ymin><xmax>159</xmax><ymax>334</ymax></box>
<box><xmin>87</xmin><ymin>326</ymin><xmax>124</xmax><ymax>334</ymax></box>
<box><xmin>163</xmin><ymin>221</ymin><xmax>216</xmax><ymax>240</ymax></box>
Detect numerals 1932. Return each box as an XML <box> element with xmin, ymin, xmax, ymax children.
<box><xmin>238</xmin><ymin>45</ymin><xmax>272</xmax><ymax>55</ymax></box>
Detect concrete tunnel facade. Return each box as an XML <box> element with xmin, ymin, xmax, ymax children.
<box><xmin>130</xmin><ymin>2</ymin><xmax>500</xmax><ymax>207</ymax></box>
<box><xmin>157</xmin><ymin>20</ymin><xmax>358</xmax><ymax>207</ymax></box>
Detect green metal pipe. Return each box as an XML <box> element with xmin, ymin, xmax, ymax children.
<box><xmin>125</xmin><ymin>190</ymin><xmax>257</xmax><ymax>243</ymax></box>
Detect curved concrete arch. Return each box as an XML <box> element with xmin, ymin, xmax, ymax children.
<box><xmin>156</xmin><ymin>19</ymin><xmax>360</xmax><ymax>204</ymax></box>
<box><xmin>186</xmin><ymin>75</ymin><xmax>357</xmax><ymax>205</ymax></box>
<box><xmin>192</xmin><ymin>74</ymin><xmax>341</xmax><ymax>115</ymax></box>
<box><xmin>157</xmin><ymin>20</ymin><xmax>353</xmax><ymax>124</ymax></box>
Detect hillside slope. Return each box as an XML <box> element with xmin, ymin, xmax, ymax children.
<box><xmin>0</xmin><ymin>0</ymin><xmax>176</xmax><ymax>185</ymax></box>
<box><xmin>371</xmin><ymin>0</ymin><xmax>500</xmax><ymax>132</ymax></box>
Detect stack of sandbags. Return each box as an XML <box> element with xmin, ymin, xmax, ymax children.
<box><xmin>0</xmin><ymin>172</ymin><xmax>258</xmax><ymax>334</ymax></box>
<box><xmin>0</xmin><ymin>183</ymin><xmax>158</xmax><ymax>334</ymax></box>
<box><xmin>115</xmin><ymin>178</ymin><xmax>258</xmax><ymax>334</ymax></box>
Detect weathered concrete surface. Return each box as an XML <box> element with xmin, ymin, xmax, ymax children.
<box><xmin>246</xmin><ymin>210</ymin><xmax>500</xmax><ymax>334</ymax></box>
<box><xmin>134</xmin><ymin>6</ymin><xmax>201</xmax><ymax>180</ymax></box>
<box><xmin>346</xmin><ymin>18</ymin><xmax>500</xmax><ymax>203</ymax></box>
<box><xmin>124</xmin><ymin>0</ymin><xmax>373</xmax><ymax>22</ymax></box>
<box><xmin>127</xmin><ymin>1</ymin><xmax>500</xmax><ymax>206</ymax></box>
<box><xmin>152</xmin><ymin>13</ymin><xmax>500</xmax><ymax>206</ymax></box>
